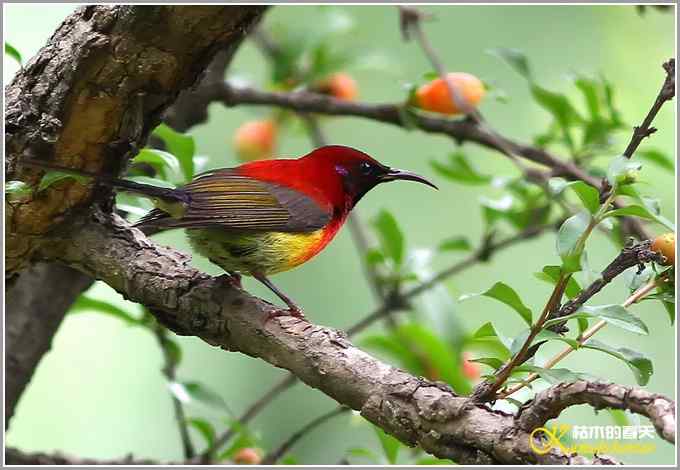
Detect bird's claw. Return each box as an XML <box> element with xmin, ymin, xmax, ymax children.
<box><xmin>217</xmin><ymin>272</ymin><xmax>242</xmax><ymax>289</ymax></box>
<box><xmin>264</xmin><ymin>306</ymin><xmax>307</xmax><ymax>324</ymax></box>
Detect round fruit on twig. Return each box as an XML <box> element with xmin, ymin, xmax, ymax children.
<box><xmin>415</xmin><ymin>72</ymin><xmax>485</xmax><ymax>115</ymax></box>
<box><xmin>651</xmin><ymin>232</ymin><xmax>675</xmax><ymax>266</ymax></box>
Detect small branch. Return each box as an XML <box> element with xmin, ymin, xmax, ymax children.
<box><xmin>4</xmin><ymin>447</ymin><xmax>178</xmax><ymax>465</ymax></box>
<box><xmin>472</xmin><ymin>273</ymin><xmax>570</xmax><ymax>401</ymax></box>
<box><xmin>516</xmin><ymin>381</ymin><xmax>675</xmax><ymax>444</ymax></box>
<box><xmin>262</xmin><ymin>406</ymin><xmax>350</xmax><ymax>464</ymax></box>
<box><xmin>622</xmin><ymin>59</ymin><xmax>675</xmax><ymax>158</ymax></box>
<box><xmin>214</xmin><ymin>83</ymin><xmax>651</xmax><ymax>240</ymax></box>
<box><xmin>499</xmin><ymin>275</ymin><xmax>668</xmax><ymax>399</ymax></box>
<box><xmin>152</xmin><ymin>323</ymin><xmax>195</xmax><ymax>459</ymax></box>
<box><xmin>203</xmin><ymin>374</ymin><xmax>298</xmax><ymax>461</ymax></box>
<box><xmin>546</xmin><ymin>239</ymin><xmax>662</xmax><ymax>332</ymax></box>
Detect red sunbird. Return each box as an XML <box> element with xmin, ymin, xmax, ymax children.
<box><xmin>24</xmin><ymin>145</ymin><xmax>437</xmax><ymax>318</ymax></box>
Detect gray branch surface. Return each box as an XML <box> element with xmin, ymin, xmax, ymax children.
<box><xmin>517</xmin><ymin>381</ymin><xmax>676</xmax><ymax>445</ymax></box>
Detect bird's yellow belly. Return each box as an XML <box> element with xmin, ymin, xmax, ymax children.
<box><xmin>187</xmin><ymin>228</ymin><xmax>327</xmax><ymax>275</ymax></box>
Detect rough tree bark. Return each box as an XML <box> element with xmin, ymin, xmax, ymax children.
<box><xmin>4</xmin><ymin>5</ymin><xmax>675</xmax><ymax>465</ymax></box>
<box><xmin>27</xmin><ymin>210</ymin><xmax>672</xmax><ymax>464</ymax></box>
<box><xmin>4</xmin><ymin>4</ymin><xmax>266</xmax><ymax>428</ymax></box>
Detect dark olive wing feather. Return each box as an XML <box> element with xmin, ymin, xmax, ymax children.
<box><xmin>135</xmin><ymin>170</ymin><xmax>331</xmax><ymax>233</ymax></box>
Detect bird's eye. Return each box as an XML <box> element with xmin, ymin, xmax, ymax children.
<box><xmin>360</xmin><ymin>161</ymin><xmax>372</xmax><ymax>175</ymax></box>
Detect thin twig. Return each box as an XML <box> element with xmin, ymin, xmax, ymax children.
<box><xmin>622</xmin><ymin>59</ymin><xmax>675</xmax><ymax>158</ymax></box>
<box><xmin>201</xmin><ymin>374</ymin><xmax>297</xmax><ymax>461</ymax></box>
<box><xmin>261</xmin><ymin>406</ymin><xmax>350</xmax><ymax>464</ymax></box>
<box><xmin>499</xmin><ymin>274</ymin><xmax>669</xmax><ymax>399</ymax></box>
<box><xmin>152</xmin><ymin>324</ymin><xmax>195</xmax><ymax>459</ymax></box>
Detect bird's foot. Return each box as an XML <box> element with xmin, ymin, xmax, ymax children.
<box><xmin>264</xmin><ymin>305</ymin><xmax>307</xmax><ymax>324</ymax></box>
<box><xmin>217</xmin><ymin>272</ymin><xmax>242</xmax><ymax>289</ymax></box>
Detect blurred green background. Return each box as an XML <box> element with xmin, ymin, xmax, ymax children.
<box><xmin>5</xmin><ymin>4</ymin><xmax>675</xmax><ymax>465</ymax></box>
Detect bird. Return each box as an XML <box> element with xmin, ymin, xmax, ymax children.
<box><xmin>22</xmin><ymin>145</ymin><xmax>437</xmax><ymax>318</ymax></box>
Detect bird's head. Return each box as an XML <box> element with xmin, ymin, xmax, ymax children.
<box><xmin>302</xmin><ymin>145</ymin><xmax>438</xmax><ymax>210</ymax></box>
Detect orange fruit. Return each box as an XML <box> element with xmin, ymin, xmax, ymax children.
<box><xmin>461</xmin><ymin>352</ymin><xmax>481</xmax><ymax>380</ymax></box>
<box><xmin>233</xmin><ymin>448</ymin><xmax>262</xmax><ymax>465</ymax></box>
<box><xmin>233</xmin><ymin>119</ymin><xmax>277</xmax><ymax>162</ymax></box>
<box><xmin>317</xmin><ymin>73</ymin><xmax>358</xmax><ymax>101</ymax></box>
<box><xmin>415</xmin><ymin>72</ymin><xmax>485</xmax><ymax>115</ymax></box>
<box><xmin>651</xmin><ymin>232</ymin><xmax>675</xmax><ymax>266</ymax></box>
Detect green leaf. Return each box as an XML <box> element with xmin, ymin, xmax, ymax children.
<box><xmin>422</xmin><ymin>71</ymin><xmax>439</xmax><ymax>81</ymax></box>
<box><xmin>397</xmin><ymin>323</ymin><xmax>471</xmax><ymax>394</ymax></box>
<box><xmin>607</xmin><ymin>155</ymin><xmax>641</xmax><ymax>188</ymax></box>
<box><xmin>470</xmin><ymin>357</ymin><xmax>504</xmax><ymax>369</ymax></box>
<box><xmin>128</xmin><ymin>175</ymin><xmax>176</xmax><ymax>189</ymax></box>
<box><xmin>487</xmin><ymin>47</ymin><xmax>532</xmax><ymax>79</ymax></box>
<box><xmin>662</xmin><ymin>301</ymin><xmax>675</xmax><ymax>325</ymax></box>
<box><xmin>38</xmin><ymin>170</ymin><xmax>90</xmax><ymax>192</ymax></box>
<box><xmin>347</xmin><ymin>447</ymin><xmax>380</xmax><ymax>464</ymax></box>
<box><xmin>415</xmin><ymin>457</ymin><xmax>453</xmax><ymax>465</ymax></box>
<box><xmin>581</xmin><ymin>339</ymin><xmax>653</xmax><ymax>385</ymax></box>
<box><xmin>521</xmin><ymin>365</ymin><xmax>587</xmax><ymax>384</ymax></box>
<box><xmin>219</xmin><ymin>420</ymin><xmax>259</xmax><ymax>460</ymax></box>
<box><xmin>568</xmin><ymin>181</ymin><xmax>600</xmax><ymax>214</ymax></box>
<box><xmin>601</xmin><ymin>75</ymin><xmax>624</xmax><ymax>127</ymax></box>
<box><xmin>530</xmin><ymin>84</ymin><xmax>583</xmax><ymax>150</ymax></box>
<box><xmin>461</xmin><ymin>282</ymin><xmax>532</xmax><ymax>326</ymax></box>
<box><xmin>543</xmin><ymin>304</ymin><xmax>648</xmax><ymax>335</ymax></box>
<box><xmin>604</xmin><ymin>205</ymin><xmax>675</xmax><ymax>231</ymax></box>
<box><xmin>5</xmin><ymin>180</ymin><xmax>32</xmax><ymax>200</ymax></box>
<box><xmin>637</xmin><ymin>149</ymin><xmax>674</xmax><ymax>172</ymax></box>
<box><xmin>186</xmin><ymin>418</ymin><xmax>215</xmax><ymax>447</ymax></box>
<box><xmin>134</xmin><ymin>148</ymin><xmax>182</xmax><ymax>183</ymax></box>
<box><xmin>430</xmin><ymin>152</ymin><xmax>491</xmax><ymax>186</ymax></box>
<box><xmin>365</xmin><ymin>248</ymin><xmax>386</xmax><ymax>265</ymax></box>
<box><xmin>556</xmin><ymin>211</ymin><xmax>591</xmax><ymax>272</ymax></box>
<box><xmin>360</xmin><ymin>335</ymin><xmax>424</xmax><ymax>375</ymax></box>
<box><xmin>438</xmin><ymin>236</ymin><xmax>472</xmax><ymax>252</ymax></box>
<box><xmin>70</xmin><ymin>295</ymin><xmax>142</xmax><ymax>325</ymax></box>
<box><xmin>164</xmin><ymin>337</ymin><xmax>183</xmax><ymax>366</ymax></box>
<box><xmin>373</xmin><ymin>209</ymin><xmax>405</xmax><ymax>266</ymax></box>
<box><xmin>548</xmin><ymin>178</ymin><xmax>599</xmax><ymax>214</ymax></box>
<box><xmin>534</xmin><ymin>265</ymin><xmax>582</xmax><ymax>299</ymax></box>
<box><xmin>607</xmin><ymin>409</ymin><xmax>629</xmax><ymax>427</ymax></box>
<box><xmin>573</xmin><ymin>75</ymin><xmax>601</xmax><ymax>120</ymax></box>
<box><xmin>182</xmin><ymin>381</ymin><xmax>233</xmax><ymax>415</ymax></box>
<box><xmin>510</xmin><ymin>329</ymin><xmax>579</xmax><ymax>356</ymax></box>
<box><xmin>5</xmin><ymin>42</ymin><xmax>22</xmax><ymax>64</ymax></box>
<box><xmin>470</xmin><ymin>322</ymin><xmax>512</xmax><ymax>357</ymax></box>
<box><xmin>373</xmin><ymin>426</ymin><xmax>400</xmax><ymax>464</ymax></box>
<box><xmin>153</xmin><ymin>123</ymin><xmax>195</xmax><ymax>181</ymax></box>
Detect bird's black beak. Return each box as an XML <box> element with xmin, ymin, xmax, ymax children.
<box><xmin>381</xmin><ymin>168</ymin><xmax>438</xmax><ymax>190</ymax></box>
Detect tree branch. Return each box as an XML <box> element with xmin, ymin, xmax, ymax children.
<box><xmin>516</xmin><ymin>381</ymin><xmax>675</xmax><ymax>444</ymax></box>
<box><xmin>214</xmin><ymin>82</ymin><xmax>653</xmax><ymax>240</ymax></box>
<box><xmin>622</xmin><ymin>59</ymin><xmax>675</xmax><ymax>158</ymax></box>
<box><xmin>27</xmin><ymin>210</ymin><xmax>628</xmax><ymax>464</ymax></box>
<box><xmin>4</xmin><ymin>448</ymin><xmax>174</xmax><ymax>465</ymax></box>
<box><xmin>262</xmin><ymin>406</ymin><xmax>350</xmax><ymax>464</ymax></box>
<box><xmin>5</xmin><ymin>263</ymin><xmax>93</xmax><ymax>428</ymax></box>
<box><xmin>5</xmin><ymin>5</ymin><xmax>266</xmax><ymax>275</ymax></box>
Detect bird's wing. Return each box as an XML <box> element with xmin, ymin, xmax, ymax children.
<box><xmin>135</xmin><ymin>170</ymin><xmax>332</xmax><ymax>233</ymax></box>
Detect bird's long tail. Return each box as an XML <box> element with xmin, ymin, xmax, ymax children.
<box><xmin>20</xmin><ymin>158</ymin><xmax>186</xmax><ymax>203</ymax></box>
